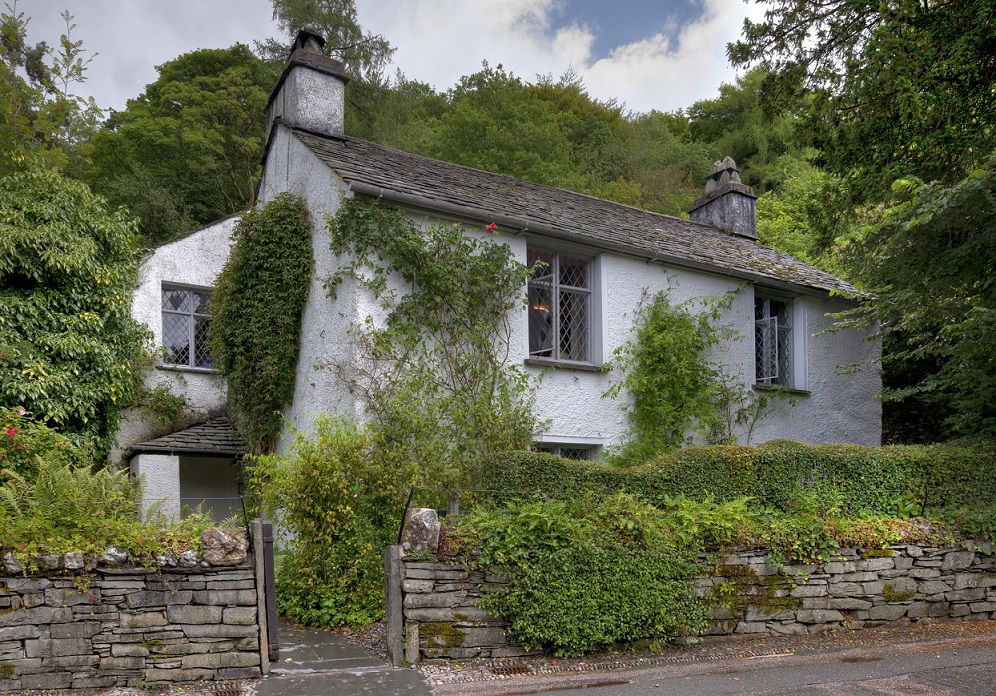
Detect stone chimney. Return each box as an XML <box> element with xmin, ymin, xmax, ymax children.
<box><xmin>688</xmin><ymin>156</ymin><xmax>757</xmax><ymax>240</ymax></box>
<box><xmin>266</xmin><ymin>27</ymin><xmax>350</xmax><ymax>142</ymax></box>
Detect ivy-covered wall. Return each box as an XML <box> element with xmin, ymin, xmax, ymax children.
<box><xmin>399</xmin><ymin>542</ymin><xmax>996</xmax><ymax>662</ymax></box>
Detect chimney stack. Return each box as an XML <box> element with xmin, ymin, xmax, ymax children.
<box><xmin>266</xmin><ymin>27</ymin><xmax>350</xmax><ymax>142</ymax></box>
<box><xmin>689</xmin><ymin>156</ymin><xmax>757</xmax><ymax>240</ymax></box>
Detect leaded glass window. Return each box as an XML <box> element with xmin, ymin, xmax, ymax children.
<box><xmin>534</xmin><ymin>444</ymin><xmax>595</xmax><ymax>460</ymax></box>
<box><xmin>527</xmin><ymin>249</ymin><xmax>591</xmax><ymax>363</ymax></box>
<box><xmin>755</xmin><ymin>295</ymin><xmax>791</xmax><ymax>386</ymax></box>
<box><xmin>162</xmin><ymin>286</ymin><xmax>213</xmax><ymax>368</ymax></box>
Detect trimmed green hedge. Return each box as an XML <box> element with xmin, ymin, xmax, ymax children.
<box><xmin>473</xmin><ymin>439</ymin><xmax>996</xmax><ymax>517</ymax></box>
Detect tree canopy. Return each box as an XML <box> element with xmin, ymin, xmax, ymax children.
<box><xmin>81</xmin><ymin>45</ymin><xmax>280</xmax><ymax>247</ymax></box>
<box><xmin>730</xmin><ymin>0</ymin><xmax>996</xmax><ymax>189</ymax></box>
<box><xmin>0</xmin><ymin>6</ymin><xmax>100</xmax><ymax>175</ymax></box>
<box><xmin>0</xmin><ymin>168</ymin><xmax>149</xmax><ymax>454</ymax></box>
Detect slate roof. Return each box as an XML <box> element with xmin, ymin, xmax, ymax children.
<box><xmin>294</xmin><ymin>128</ymin><xmax>858</xmax><ymax>296</ymax></box>
<box><xmin>130</xmin><ymin>418</ymin><xmax>246</xmax><ymax>457</ymax></box>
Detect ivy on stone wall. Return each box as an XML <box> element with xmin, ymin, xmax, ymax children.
<box><xmin>209</xmin><ymin>194</ymin><xmax>313</xmax><ymax>454</ymax></box>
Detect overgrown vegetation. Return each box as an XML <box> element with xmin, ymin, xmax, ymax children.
<box><xmin>603</xmin><ymin>292</ymin><xmax>724</xmax><ymax>464</ymax></box>
<box><xmin>248</xmin><ymin>199</ymin><xmax>540</xmax><ymax>627</ymax></box>
<box><xmin>451</xmin><ymin>495</ymin><xmax>710</xmax><ymax>656</ymax></box>
<box><xmin>0</xmin><ymin>168</ymin><xmax>150</xmax><ymax>456</ymax></box>
<box><xmin>603</xmin><ymin>291</ymin><xmax>779</xmax><ymax>465</ymax></box>
<box><xmin>209</xmin><ymin>193</ymin><xmax>313</xmax><ymax>454</ymax></box>
<box><xmin>250</xmin><ymin>419</ymin><xmax>406</xmax><ymax>627</ymax></box>
<box><xmin>448</xmin><ymin>443</ymin><xmax>983</xmax><ymax>655</ymax></box>
<box><xmin>325</xmin><ymin>198</ymin><xmax>539</xmax><ymax>487</ymax></box>
<box><xmin>0</xmin><ymin>412</ymin><xmax>216</xmax><ymax>574</ymax></box>
<box><xmin>473</xmin><ymin>439</ymin><xmax>996</xmax><ymax>535</ymax></box>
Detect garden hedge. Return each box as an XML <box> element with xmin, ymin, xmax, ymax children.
<box><xmin>472</xmin><ymin>439</ymin><xmax>996</xmax><ymax>517</ymax></box>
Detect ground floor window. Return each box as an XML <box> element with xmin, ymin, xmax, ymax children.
<box><xmin>533</xmin><ymin>443</ymin><xmax>596</xmax><ymax>460</ymax></box>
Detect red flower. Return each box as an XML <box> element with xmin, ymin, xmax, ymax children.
<box><xmin>5</xmin><ymin>428</ymin><xmax>17</xmax><ymax>436</ymax></box>
<box><xmin>485</xmin><ymin>222</ymin><xmax>497</xmax><ymax>234</ymax></box>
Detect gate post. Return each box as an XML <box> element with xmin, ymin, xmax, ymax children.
<box><xmin>252</xmin><ymin>517</ymin><xmax>279</xmax><ymax>670</ymax></box>
<box><xmin>384</xmin><ymin>545</ymin><xmax>404</xmax><ymax>667</ymax></box>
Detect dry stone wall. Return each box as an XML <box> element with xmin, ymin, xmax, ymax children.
<box><xmin>400</xmin><ymin>542</ymin><xmax>996</xmax><ymax>661</ymax></box>
<box><xmin>0</xmin><ymin>530</ymin><xmax>262</xmax><ymax>691</ymax></box>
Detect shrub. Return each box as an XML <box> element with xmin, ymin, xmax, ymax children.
<box><xmin>249</xmin><ymin>418</ymin><xmax>414</xmax><ymax>627</ymax></box>
<box><xmin>474</xmin><ymin>439</ymin><xmax>996</xmax><ymax>526</ymax></box>
<box><xmin>452</xmin><ymin>495</ymin><xmax>708</xmax><ymax>656</ymax></box>
<box><xmin>0</xmin><ymin>168</ymin><xmax>150</xmax><ymax>455</ymax></box>
<box><xmin>0</xmin><ymin>408</ymin><xmax>85</xmax><ymax>483</ymax></box>
<box><xmin>0</xmin><ymin>445</ymin><xmax>214</xmax><ymax>570</ymax></box>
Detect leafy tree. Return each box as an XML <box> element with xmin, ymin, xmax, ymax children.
<box><xmin>756</xmin><ymin>158</ymin><xmax>850</xmax><ymax>264</ymax></box>
<box><xmin>416</xmin><ymin>63</ymin><xmax>579</xmax><ymax>188</ymax></box>
<box><xmin>257</xmin><ymin>0</ymin><xmax>394</xmax><ymax>82</ymax></box>
<box><xmin>0</xmin><ymin>4</ymin><xmax>100</xmax><ymax>174</ymax></box>
<box><xmin>686</xmin><ymin>68</ymin><xmax>807</xmax><ymax>192</ymax></box>
<box><xmin>732</xmin><ymin>0</ymin><xmax>996</xmax><ymax>439</ymax></box>
<box><xmin>82</xmin><ymin>45</ymin><xmax>279</xmax><ymax>246</ymax></box>
<box><xmin>0</xmin><ymin>167</ymin><xmax>149</xmax><ymax>455</ymax></box>
<box><xmin>730</xmin><ymin>0</ymin><xmax>996</xmax><ymax>188</ymax></box>
<box><xmin>838</xmin><ymin>156</ymin><xmax>996</xmax><ymax>437</ymax></box>
<box><xmin>616</xmin><ymin>110</ymin><xmax>713</xmax><ymax>217</ymax></box>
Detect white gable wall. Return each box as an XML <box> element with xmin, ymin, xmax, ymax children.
<box><xmin>259</xmin><ymin>126</ymin><xmax>362</xmax><ymax>453</ymax></box>
<box><xmin>114</xmin><ymin>218</ymin><xmax>235</xmax><ymax>455</ymax></box>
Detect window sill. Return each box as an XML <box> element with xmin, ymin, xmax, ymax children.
<box><xmin>524</xmin><ymin>358</ymin><xmax>602</xmax><ymax>373</ymax></box>
<box><xmin>753</xmin><ymin>384</ymin><xmax>811</xmax><ymax>396</ymax></box>
<box><xmin>158</xmin><ymin>365</ymin><xmax>221</xmax><ymax>375</ymax></box>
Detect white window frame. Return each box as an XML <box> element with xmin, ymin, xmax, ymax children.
<box><xmin>526</xmin><ymin>247</ymin><xmax>600</xmax><ymax>366</ymax></box>
<box><xmin>161</xmin><ymin>284</ymin><xmax>213</xmax><ymax>369</ymax></box>
<box><xmin>754</xmin><ymin>290</ymin><xmax>806</xmax><ymax>389</ymax></box>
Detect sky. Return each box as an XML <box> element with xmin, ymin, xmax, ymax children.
<box><xmin>27</xmin><ymin>0</ymin><xmax>766</xmax><ymax>115</ymax></box>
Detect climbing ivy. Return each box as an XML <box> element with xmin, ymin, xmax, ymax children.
<box><xmin>325</xmin><ymin>198</ymin><xmax>540</xmax><ymax>489</ymax></box>
<box><xmin>604</xmin><ymin>290</ymin><xmax>780</xmax><ymax>465</ymax></box>
<box><xmin>209</xmin><ymin>194</ymin><xmax>313</xmax><ymax>453</ymax></box>
<box><xmin>604</xmin><ymin>291</ymin><xmax>725</xmax><ymax>465</ymax></box>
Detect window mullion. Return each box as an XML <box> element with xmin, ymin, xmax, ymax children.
<box><xmin>552</xmin><ymin>255</ymin><xmax>561</xmax><ymax>361</ymax></box>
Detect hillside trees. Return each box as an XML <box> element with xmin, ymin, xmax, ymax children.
<box><xmin>82</xmin><ymin>45</ymin><xmax>280</xmax><ymax>246</ymax></box>
<box><xmin>732</xmin><ymin>0</ymin><xmax>996</xmax><ymax>437</ymax></box>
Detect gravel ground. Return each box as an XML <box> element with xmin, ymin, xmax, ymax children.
<box><xmin>336</xmin><ymin>619</ymin><xmax>389</xmax><ymax>660</ymax></box>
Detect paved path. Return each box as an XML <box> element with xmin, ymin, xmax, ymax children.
<box><xmin>434</xmin><ymin>632</ymin><xmax>996</xmax><ymax>695</ymax></box>
<box><xmin>251</xmin><ymin>619</ymin><xmax>433</xmax><ymax>696</ymax></box>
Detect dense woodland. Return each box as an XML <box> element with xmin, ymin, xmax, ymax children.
<box><xmin>2</xmin><ymin>0</ymin><xmax>995</xmax><ymax>445</ymax></box>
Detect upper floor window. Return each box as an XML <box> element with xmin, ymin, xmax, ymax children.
<box><xmin>527</xmin><ymin>249</ymin><xmax>591</xmax><ymax>364</ymax></box>
<box><xmin>162</xmin><ymin>285</ymin><xmax>212</xmax><ymax>368</ymax></box>
<box><xmin>755</xmin><ymin>295</ymin><xmax>792</xmax><ymax>387</ymax></box>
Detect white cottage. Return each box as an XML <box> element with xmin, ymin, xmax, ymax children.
<box><xmin>123</xmin><ymin>29</ymin><xmax>880</xmax><ymax>520</ymax></box>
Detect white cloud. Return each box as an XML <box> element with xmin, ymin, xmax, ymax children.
<box><xmin>360</xmin><ymin>0</ymin><xmax>766</xmax><ymax>112</ymax></box>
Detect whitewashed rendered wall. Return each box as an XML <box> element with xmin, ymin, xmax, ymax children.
<box><xmin>113</xmin><ymin>218</ymin><xmax>237</xmax><ymax>457</ymax></box>
<box><xmin>258</xmin><ymin>126</ymin><xmax>359</xmax><ymax>454</ymax></box>
<box><xmin>260</xmin><ymin>132</ymin><xmax>881</xmax><ymax>452</ymax></box>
